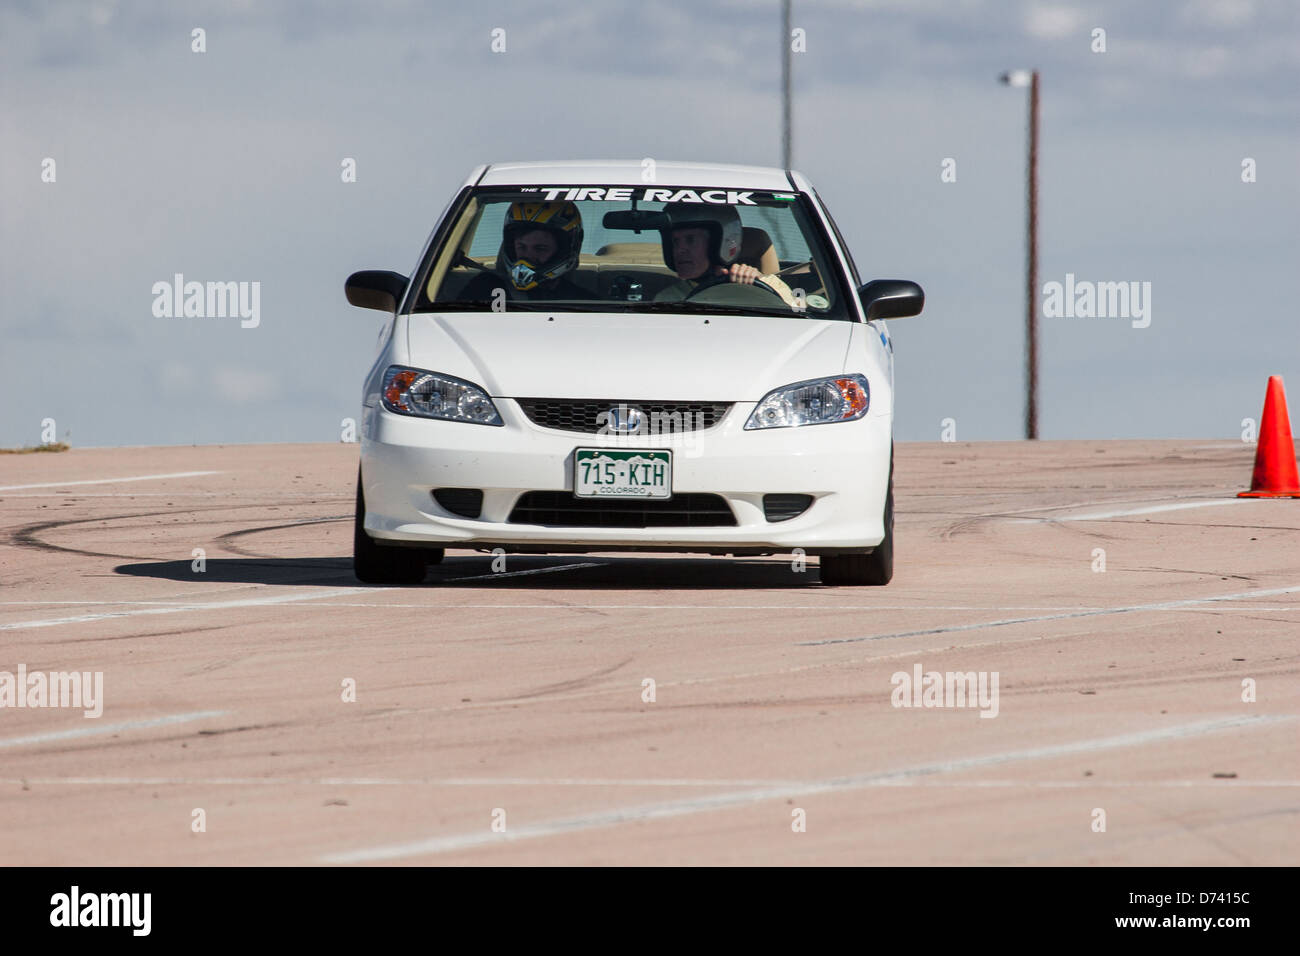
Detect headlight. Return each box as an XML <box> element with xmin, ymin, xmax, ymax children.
<box><xmin>381</xmin><ymin>366</ymin><xmax>503</xmax><ymax>425</ymax></box>
<box><xmin>744</xmin><ymin>374</ymin><xmax>870</xmax><ymax>429</ymax></box>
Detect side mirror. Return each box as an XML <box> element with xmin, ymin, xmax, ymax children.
<box><xmin>345</xmin><ymin>270</ymin><xmax>408</xmax><ymax>313</ymax></box>
<box><xmin>857</xmin><ymin>279</ymin><xmax>924</xmax><ymax>321</ymax></box>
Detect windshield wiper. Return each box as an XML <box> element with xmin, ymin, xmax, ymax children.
<box><xmin>420</xmin><ymin>300</ymin><xmax>610</xmax><ymax>313</ymax></box>
<box><xmin>421</xmin><ymin>300</ymin><xmax>819</xmax><ymax>318</ymax></box>
<box><xmin>627</xmin><ymin>301</ymin><xmax>802</xmax><ymax>317</ymax></box>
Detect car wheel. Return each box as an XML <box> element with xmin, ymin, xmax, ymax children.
<box><xmin>820</xmin><ymin>449</ymin><xmax>894</xmax><ymax>587</ymax></box>
<box><xmin>353</xmin><ymin>472</ymin><xmax>431</xmax><ymax>584</ymax></box>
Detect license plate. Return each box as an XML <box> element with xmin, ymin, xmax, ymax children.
<box><xmin>574</xmin><ymin>449</ymin><xmax>672</xmax><ymax>499</ymax></box>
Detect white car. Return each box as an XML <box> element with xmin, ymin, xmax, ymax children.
<box><xmin>346</xmin><ymin>160</ymin><xmax>923</xmax><ymax>585</ymax></box>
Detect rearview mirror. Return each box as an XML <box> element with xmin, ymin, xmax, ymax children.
<box><xmin>857</xmin><ymin>279</ymin><xmax>924</xmax><ymax>321</ymax></box>
<box><xmin>602</xmin><ymin>209</ymin><xmax>670</xmax><ymax>233</ymax></box>
<box><xmin>345</xmin><ymin>270</ymin><xmax>408</xmax><ymax>313</ymax></box>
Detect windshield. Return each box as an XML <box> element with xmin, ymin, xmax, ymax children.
<box><xmin>411</xmin><ymin>186</ymin><xmax>852</xmax><ymax>320</ymax></box>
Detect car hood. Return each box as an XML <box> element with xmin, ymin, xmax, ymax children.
<box><xmin>406</xmin><ymin>312</ymin><xmax>853</xmax><ymax>401</ymax></box>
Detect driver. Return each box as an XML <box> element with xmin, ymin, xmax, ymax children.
<box><xmin>459</xmin><ymin>200</ymin><xmax>597</xmax><ymax>302</ymax></box>
<box><xmin>654</xmin><ymin>202</ymin><xmax>797</xmax><ymax>306</ymax></box>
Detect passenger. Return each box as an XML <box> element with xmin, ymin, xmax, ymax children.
<box><xmin>459</xmin><ymin>201</ymin><xmax>596</xmax><ymax>302</ymax></box>
<box><xmin>654</xmin><ymin>203</ymin><xmax>797</xmax><ymax>306</ymax></box>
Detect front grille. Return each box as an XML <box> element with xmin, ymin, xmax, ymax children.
<box><xmin>508</xmin><ymin>492</ymin><xmax>737</xmax><ymax>528</ymax></box>
<box><xmin>432</xmin><ymin>488</ymin><xmax>483</xmax><ymax>518</ymax></box>
<box><xmin>763</xmin><ymin>494</ymin><xmax>814</xmax><ymax>522</ymax></box>
<box><xmin>516</xmin><ymin>399</ymin><xmax>732</xmax><ymax>434</ymax></box>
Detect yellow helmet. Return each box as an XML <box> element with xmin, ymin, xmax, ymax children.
<box><xmin>501</xmin><ymin>201</ymin><xmax>584</xmax><ymax>290</ymax></box>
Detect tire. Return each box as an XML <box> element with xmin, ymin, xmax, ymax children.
<box><xmin>352</xmin><ymin>472</ymin><xmax>431</xmax><ymax>584</ymax></box>
<box><xmin>820</xmin><ymin>449</ymin><xmax>894</xmax><ymax>586</ymax></box>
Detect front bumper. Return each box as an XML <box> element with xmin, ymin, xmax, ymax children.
<box><xmin>359</xmin><ymin>399</ymin><xmax>892</xmax><ymax>553</ymax></box>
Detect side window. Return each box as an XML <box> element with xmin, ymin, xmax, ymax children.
<box><xmin>813</xmin><ymin>189</ymin><xmax>862</xmax><ymax>288</ymax></box>
<box><xmin>410</xmin><ymin>191</ymin><xmax>479</xmax><ymax>307</ymax></box>
<box><xmin>741</xmin><ymin>206</ymin><xmax>811</xmax><ymax>263</ymax></box>
<box><xmin>468</xmin><ymin>204</ymin><xmax>507</xmax><ymax>258</ymax></box>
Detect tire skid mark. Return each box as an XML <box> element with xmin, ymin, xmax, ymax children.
<box><xmin>490</xmin><ymin>655</ymin><xmax>635</xmax><ymax>702</ymax></box>
<box><xmin>38</xmin><ymin>623</ymin><xmax>235</xmax><ymax>645</ymax></box>
<box><xmin>214</xmin><ymin>515</ymin><xmax>351</xmax><ymax>558</ymax></box>
<box><xmin>7</xmin><ymin>503</ymin><xmax>348</xmax><ymax>561</ymax></box>
<box><xmin>195</xmin><ymin>722</ymin><xmax>290</xmax><ymax>737</ymax></box>
<box><xmin>8</xmin><ymin>511</ymin><xmax>185</xmax><ymax>560</ymax></box>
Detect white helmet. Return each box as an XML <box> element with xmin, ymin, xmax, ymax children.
<box><xmin>660</xmin><ymin>202</ymin><xmax>743</xmax><ymax>271</ymax></box>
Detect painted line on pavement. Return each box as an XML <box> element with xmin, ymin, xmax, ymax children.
<box><xmin>319</xmin><ymin>714</ymin><xmax>1291</xmax><ymax>862</ymax></box>
<box><xmin>0</xmin><ymin>588</ymin><xmax>388</xmax><ymax>632</ymax></box>
<box><xmin>0</xmin><ymin>710</ymin><xmax>227</xmax><ymax>750</ymax></box>
<box><xmin>0</xmin><ymin>471</ymin><xmax>222</xmax><ymax>492</ymax></box>
<box><xmin>799</xmin><ymin>584</ymin><xmax>1300</xmax><ymax>647</ymax></box>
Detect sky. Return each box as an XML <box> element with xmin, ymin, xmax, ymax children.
<box><xmin>1</xmin><ymin>0</ymin><xmax>1297</xmax><ymax>447</ymax></box>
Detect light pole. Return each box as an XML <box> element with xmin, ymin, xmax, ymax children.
<box><xmin>1000</xmin><ymin>69</ymin><xmax>1039</xmax><ymax>440</ymax></box>
<box><xmin>782</xmin><ymin>0</ymin><xmax>792</xmax><ymax>169</ymax></box>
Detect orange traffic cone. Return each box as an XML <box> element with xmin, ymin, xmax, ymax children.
<box><xmin>1239</xmin><ymin>376</ymin><xmax>1300</xmax><ymax>498</ymax></box>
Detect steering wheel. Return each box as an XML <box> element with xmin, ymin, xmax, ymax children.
<box><xmin>683</xmin><ymin>272</ymin><xmax>786</xmax><ymax>302</ymax></box>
